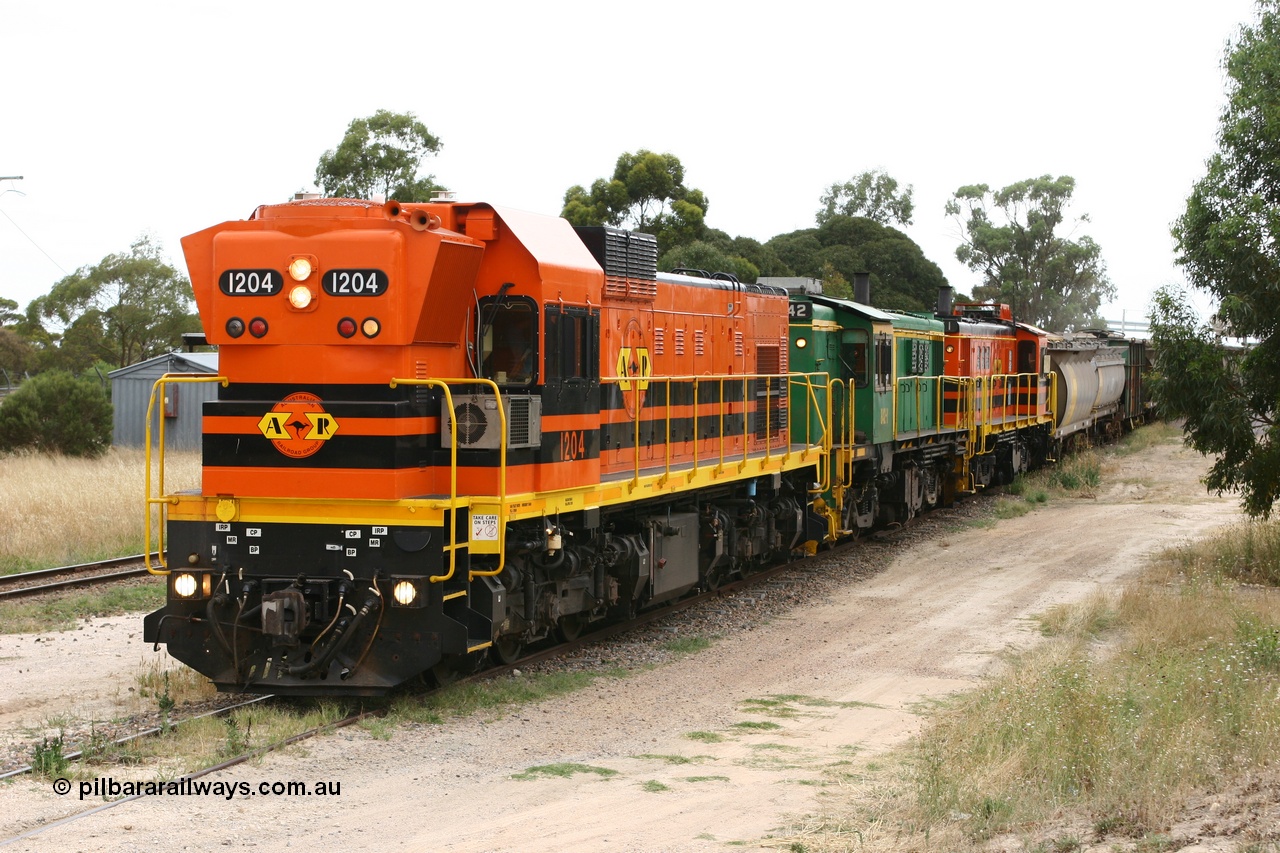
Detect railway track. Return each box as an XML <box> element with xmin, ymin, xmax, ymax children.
<box><xmin>0</xmin><ymin>555</ymin><xmax>159</xmax><ymax>601</ymax></box>
<box><xmin>0</xmin><ymin>507</ymin><xmax>959</xmax><ymax>848</ymax></box>
<box><xmin>0</xmin><ymin>704</ymin><xmax>378</xmax><ymax>848</ymax></box>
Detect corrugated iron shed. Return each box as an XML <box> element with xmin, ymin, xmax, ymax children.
<box><xmin>108</xmin><ymin>352</ymin><xmax>218</xmax><ymax>449</ymax></box>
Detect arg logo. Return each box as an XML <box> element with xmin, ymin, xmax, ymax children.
<box><xmin>257</xmin><ymin>392</ymin><xmax>340</xmax><ymax>458</ymax></box>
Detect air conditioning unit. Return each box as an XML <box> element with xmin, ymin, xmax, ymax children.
<box><xmin>444</xmin><ymin>394</ymin><xmax>542</xmax><ymax>450</ymax></box>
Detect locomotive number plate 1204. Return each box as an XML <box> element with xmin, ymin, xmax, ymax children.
<box><xmin>322</xmin><ymin>269</ymin><xmax>387</xmax><ymax>296</ymax></box>
<box><xmin>219</xmin><ymin>269</ymin><xmax>281</xmax><ymax>296</ymax></box>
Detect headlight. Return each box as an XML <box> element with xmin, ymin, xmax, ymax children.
<box><xmin>288</xmin><ymin>285</ymin><xmax>314</xmax><ymax>309</ymax></box>
<box><xmin>393</xmin><ymin>580</ymin><xmax>418</xmax><ymax>606</ymax></box>
<box><xmin>288</xmin><ymin>256</ymin><xmax>314</xmax><ymax>281</ymax></box>
<box><xmin>173</xmin><ymin>573</ymin><xmax>199</xmax><ymax>598</ymax></box>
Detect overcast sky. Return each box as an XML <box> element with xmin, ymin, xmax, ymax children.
<box><xmin>0</xmin><ymin>0</ymin><xmax>1258</xmax><ymax>327</ymax></box>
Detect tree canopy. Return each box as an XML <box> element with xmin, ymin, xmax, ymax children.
<box><xmin>817</xmin><ymin>169</ymin><xmax>914</xmax><ymax>226</ymax></box>
<box><xmin>946</xmin><ymin>175</ymin><xmax>1113</xmax><ymax>331</ymax></box>
<box><xmin>1159</xmin><ymin>1</ymin><xmax>1280</xmax><ymax>517</ymax></box>
<box><xmin>764</xmin><ymin>215</ymin><xmax>949</xmax><ymax>311</ymax></box>
<box><xmin>0</xmin><ymin>369</ymin><xmax>112</xmax><ymax>457</ymax></box>
<box><xmin>27</xmin><ymin>236</ymin><xmax>198</xmax><ymax>370</ymax></box>
<box><xmin>561</xmin><ymin>150</ymin><xmax>708</xmax><ymax>253</ymax></box>
<box><xmin>315</xmin><ymin>110</ymin><xmax>443</xmax><ymax>202</ymax></box>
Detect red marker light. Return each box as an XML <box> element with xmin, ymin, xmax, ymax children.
<box><xmin>249</xmin><ymin>318</ymin><xmax>269</xmax><ymax>338</ymax></box>
<box><xmin>338</xmin><ymin>317</ymin><xmax>357</xmax><ymax>338</ymax></box>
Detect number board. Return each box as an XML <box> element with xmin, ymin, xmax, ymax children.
<box><xmin>323</xmin><ymin>269</ymin><xmax>387</xmax><ymax>296</ymax></box>
<box><xmin>219</xmin><ymin>270</ymin><xmax>281</xmax><ymax>296</ymax></box>
<box><xmin>788</xmin><ymin>301</ymin><xmax>813</xmax><ymax>321</ymax></box>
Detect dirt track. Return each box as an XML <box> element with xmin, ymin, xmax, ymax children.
<box><xmin>0</xmin><ymin>437</ymin><xmax>1243</xmax><ymax>852</ymax></box>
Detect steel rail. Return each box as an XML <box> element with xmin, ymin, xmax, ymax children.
<box><xmin>0</xmin><ymin>554</ymin><xmax>159</xmax><ymax>601</ymax></box>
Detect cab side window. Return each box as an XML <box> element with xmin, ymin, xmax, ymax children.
<box><xmin>481</xmin><ymin>299</ymin><xmax>537</xmax><ymax>386</ymax></box>
<box><xmin>842</xmin><ymin>329</ymin><xmax>869</xmax><ymax>389</ymax></box>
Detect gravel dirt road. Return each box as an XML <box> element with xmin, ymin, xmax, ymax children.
<box><xmin>0</xmin><ymin>436</ymin><xmax>1244</xmax><ymax>852</ymax></box>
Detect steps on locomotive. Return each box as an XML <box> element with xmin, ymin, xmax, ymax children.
<box><xmin>441</xmin><ymin>571</ymin><xmax>506</xmax><ymax>652</ymax></box>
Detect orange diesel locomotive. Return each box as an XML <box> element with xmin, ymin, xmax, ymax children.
<box><xmin>144</xmin><ymin>197</ymin><xmax>826</xmax><ymax>695</ymax></box>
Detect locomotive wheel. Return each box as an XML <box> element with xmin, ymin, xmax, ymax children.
<box><xmin>556</xmin><ymin>614</ymin><xmax>587</xmax><ymax>643</ymax></box>
<box><xmin>491</xmin><ymin>635</ymin><xmax>525</xmax><ymax>665</ymax></box>
<box><xmin>704</xmin><ymin>564</ymin><xmax>727</xmax><ymax>591</ymax></box>
<box><xmin>429</xmin><ymin>661</ymin><xmax>464</xmax><ymax>688</ymax></box>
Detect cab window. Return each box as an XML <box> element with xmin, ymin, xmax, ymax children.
<box><xmin>480</xmin><ymin>298</ymin><xmax>537</xmax><ymax>386</ymax></box>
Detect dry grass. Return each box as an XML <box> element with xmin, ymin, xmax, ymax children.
<box><xmin>0</xmin><ymin>448</ymin><xmax>200</xmax><ymax>574</ymax></box>
<box><xmin>791</xmin><ymin>520</ymin><xmax>1280</xmax><ymax>852</ymax></box>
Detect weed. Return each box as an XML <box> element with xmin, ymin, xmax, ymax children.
<box><xmin>641</xmin><ymin>780</ymin><xmax>670</xmax><ymax>792</ymax></box>
<box><xmin>635</xmin><ymin>753</ymin><xmax>706</xmax><ymax>765</ymax></box>
<box><xmin>31</xmin><ymin>734</ymin><xmax>68</xmax><ymax>778</ymax></box>
<box><xmin>393</xmin><ymin>668</ymin><xmax>625</xmax><ymax>725</ymax></box>
<box><xmin>220</xmin><ymin>715</ymin><xmax>251</xmax><ymax>758</ymax></box>
<box><xmin>685</xmin><ymin>731</ymin><xmax>725</xmax><ymax>743</ymax></box>
<box><xmin>993</xmin><ymin>498</ymin><xmax>1034</xmax><ymax>519</ymax></box>
<box><xmin>156</xmin><ymin>671</ymin><xmax>176</xmax><ymax>733</ymax></box>
<box><xmin>685</xmin><ymin>775</ymin><xmax>730</xmax><ymax>783</ymax></box>
<box><xmin>361</xmin><ymin>718</ymin><xmax>394</xmax><ymax>740</ymax></box>
<box><xmin>732</xmin><ymin>721</ymin><xmax>782</xmax><ymax>730</ymax></box>
<box><xmin>1237</xmin><ymin>614</ymin><xmax>1280</xmax><ymax>670</ymax></box>
<box><xmin>512</xmin><ymin>763</ymin><xmax>618</xmax><ymax>780</ymax></box>
<box><xmin>662</xmin><ymin>635</ymin><xmax>713</xmax><ymax>655</ymax></box>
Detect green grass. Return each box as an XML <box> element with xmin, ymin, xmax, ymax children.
<box><xmin>635</xmin><ymin>753</ymin><xmax>712</xmax><ymax>765</ymax></box>
<box><xmin>641</xmin><ymin>780</ymin><xmax>670</xmax><ymax>792</ymax></box>
<box><xmin>391</xmin><ymin>667</ymin><xmax>627</xmax><ymax>725</ymax></box>
<box><xmin>811</xmin><ymin>517</ymin><xmax>1280</xmax><ymax>850</ymax></box>
<box><xmin>662</xmin><ymin>635</ymin><xmax>713</xmax><ymax>655</ymax></box>
<box><xmin>512</xmin><ymin>763</ymin><xmax>618</xmax><ymax>780</ymax></box>
<box><xmin>0</xmin><ymin>583</ymin><xmax>165</xmax><ymax>633</ymax></box>
<box><xmin>684</xmin><ymin>730</ymin><xmax>726</xmax><ymax>743</ymax></box>
<box><xmin>732</xmin><ymin>720</ymin><xmax>783</xmax><ymax>730</ymax></box>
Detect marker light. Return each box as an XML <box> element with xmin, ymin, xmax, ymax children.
<box><xmin>249</xmin><ymin>317</ymin><xmax>269</xmax><ymax>338</ymax></box>
<box><xmin>393</xmin><ymin>580</ymin><xmax>418</xmax><ymax>606</ymax></box>
<box><xmin>337</xmin><ymin>317</ymin><xmax>357</xmax><ymax>338</ymax></box>
<box><xmin>288</xmin><ymin>284</ymin><xmax>314</xmax><ymax>309</ymax></box>
<box><xmin>173</xmin><ymin>573</ymin><xmax>198</xmax><ymax>598</ymax></box>
<box><xmin>226</xmin><ymin>318</ymin><xmax>245</xmax><ymax>338</ymax></box>
<box><xmin>361</xmin><ymin>318</ymin><xmax>381</xmax><ymax>338</ymax></box>
<box><xmin>288</xmin><ymin>256</ymin><xmax>313</xmax><ymax>281</ymax></box>
<box><xmin>796</xmin><ymin>337</ymin><xmax>808</xmax><ymax>349</ymax></box>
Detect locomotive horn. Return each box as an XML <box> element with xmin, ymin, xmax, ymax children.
<box><xmin>382</xmin><ymin>201</ymin><xmax>402</xmax><ymax>219</ymax></box>
<box><xmin>409</xmin><ymin>210</ymin><xmax>442</xmax><ymax>232</ymax></box>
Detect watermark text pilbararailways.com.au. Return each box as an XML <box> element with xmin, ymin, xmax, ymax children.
<box><xmin>52</xmin><ymin>777</ymin><xmax>341</xmax><ymax>801</ymax></box>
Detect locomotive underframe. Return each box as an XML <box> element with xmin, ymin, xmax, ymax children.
<box><xmin>143</xmin><ymin>465</ymin><xmax>826</xmax><ymax>696</ymax></box>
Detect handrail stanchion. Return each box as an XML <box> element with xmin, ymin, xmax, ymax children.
<box><xmin>389</xmin><ymin>377</ymin><xmax>506</xmax><ymax>582</ymax></box>
<box><xmin>144</xmin><ymin>374</ymin><xmax>228</xmax><ymax>576</ymax></box>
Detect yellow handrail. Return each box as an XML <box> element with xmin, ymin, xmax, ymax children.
<box><xmin>144</xmin><ymin>373</ymin><xmax>228</xmax><ymax>575</ymax></box>
<box><xmin>388</xmin><ymin>377</ymin><xmax>507</xmax><ymax>582</ymax></box>
<box><xmin>600</xmin><ymin>371</ymin><xmax>808</xmax><ymax>491</ymax></box>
